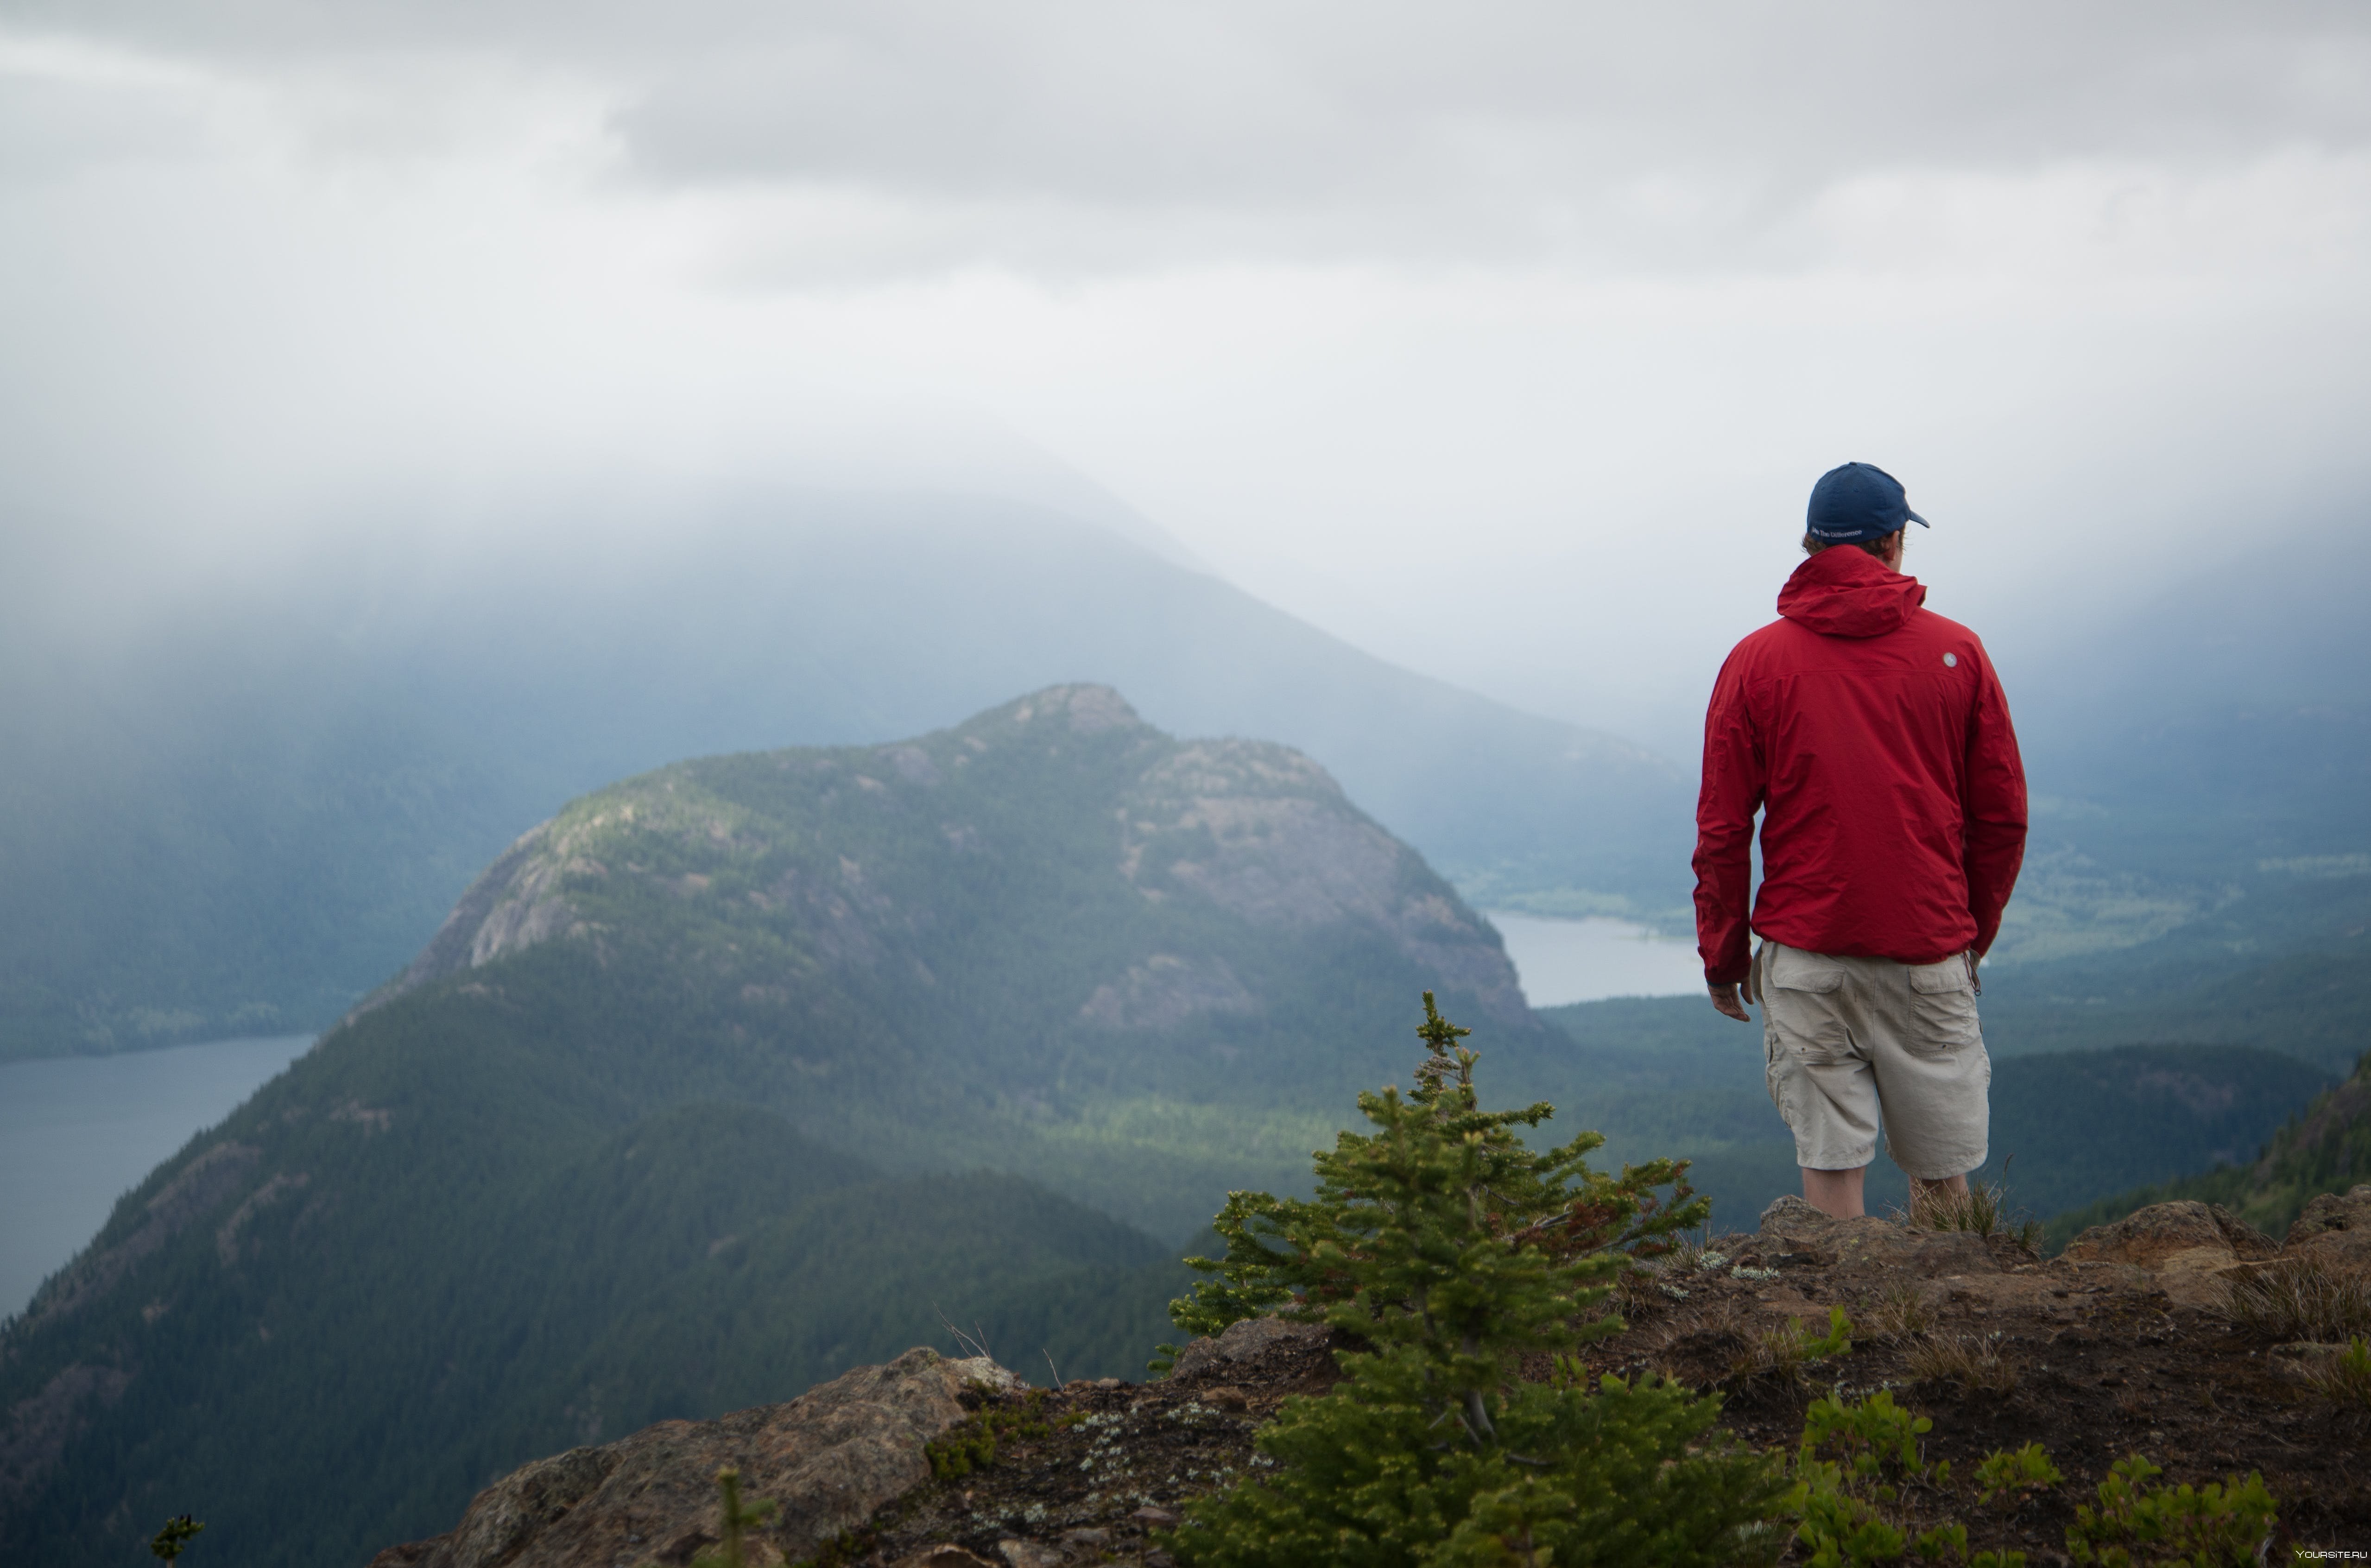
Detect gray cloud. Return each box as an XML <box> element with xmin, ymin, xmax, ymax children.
<box><xmin>1</xmin><ymin>2</ymin><xmax>2366</xmax><ymax>743</ymax></box>
<box><xmin>16</xmin><ymin>2</ymin><xmax>2371</xmax><ymax>268</ymax></box>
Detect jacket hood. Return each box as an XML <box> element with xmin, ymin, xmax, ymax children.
<box><xmin>1777</xmin><ymin>545</ymin><xmax>1927</xmax><ymax>638</ymax></box>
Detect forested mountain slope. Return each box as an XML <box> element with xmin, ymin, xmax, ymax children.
<box><xmin>2045</xmin><ymin>1048</ymin><xmax>2371</xmax><ymax>1249</ymax></box>
<box><xmin>1534</xmin><ymin>996</ymin><xmax>2333</xmax><ymax>1228</ymax></box>
<box><xmin>0</xmin><ymin>685</ymin><xmax>1552</xmax><ymax>1568</ymax></box>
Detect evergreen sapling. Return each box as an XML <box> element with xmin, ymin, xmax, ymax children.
<box><xmin>150</xmin><ymin>1515</ymin><xmax>205</xmax><ymax>1562</ymax></box>
<box><xmin>1164</xmin><ymin>995</ymin><xmax>1784</xmax><ymax>1567</ymax></box>
<box><xmin>690</xmin><ymin>1466</ymin><xmax>777</xmax><ymax>1568</ymax></box>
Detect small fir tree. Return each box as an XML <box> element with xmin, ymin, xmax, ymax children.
<box><xmin>1169</xmin><ymin>998</ymin><xmax>1707</xmax><ymax>1346</ymax></box>
<box><xmin>150</xmin><ymin>1515</ymin><xmax>205</xmax><ymax>1562</ymax></box>
<box><xmin>1165</xmin><ymin>995</ymin><xmax>1784</xmax><ymax>1568</ymax></box>
<box><xmin>690</xmin><ymin>1466</ymin><xmax>777</xmax><ymax>1568</ymax></box>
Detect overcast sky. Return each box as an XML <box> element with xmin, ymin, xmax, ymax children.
<box><xmin>5</xmin><ymin>2</ymin><xmax>2367</xmax><ymax>751</ymax></box>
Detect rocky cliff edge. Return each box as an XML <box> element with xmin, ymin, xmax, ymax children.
<box><xmin>371</xmin><ymin>1189</ymin><xmax>2371</xmax><ymax>1567</ymax></box>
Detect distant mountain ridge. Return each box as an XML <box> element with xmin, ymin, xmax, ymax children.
<box><xmin>0</xmin><ymin>685</ymin><xmax>1553</xmax><ymax>1568</ymax></box>
<box><xmin>0</xmin><ymin>495</ymin><xmax>1686</xmax><ymax>1060</ymax></box>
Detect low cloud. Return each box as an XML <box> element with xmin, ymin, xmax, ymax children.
<box><xmin>1</xmin><ymin>3</ymin><xmax>2366</xmax><ymax>740</ymax></box>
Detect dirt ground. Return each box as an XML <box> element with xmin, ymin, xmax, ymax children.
<box><xmin>1566</xmin><ymin>1220</ymin><xmax>2370</xmax><ymax>1564</ymax></box>
<box><xmin>821</xmin><ymin>1204</ymin><xmax>2370</xmax><ymax>1568</ymax></box>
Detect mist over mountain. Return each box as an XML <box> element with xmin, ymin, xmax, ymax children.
<box><xmin>0</xmin><ymin>495</ymin><xmax>1685</xmax><ymax>1060</ymax></box>
<box><xmin>2006</xmin><ymin>528</ymin><xmax>2371</xmax><ymax>865</ymax></box>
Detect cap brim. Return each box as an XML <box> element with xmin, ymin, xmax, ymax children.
<box><xmin>1905</xmin><ymin>508</ymin><xmax>1930</xmax><ymax>528</ymax></box>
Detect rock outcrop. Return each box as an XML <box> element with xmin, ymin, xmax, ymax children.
<box><xmin>370</xmin><ymin>1350</ymin><xmax>1024</xmax><ymax>1568</ymax></box>
<box><xmin>2284</xmin><ymin>1182</ymin><xmax>2371</xmax><ymax>1267</ymax></box>
<box><xmin>1164</xmin><ymin>1314</ymin><xmax>1330</xmax><ymax>1381</ymax></box>
<box><xmin>2059</xmin><ymin>1198</ymin><xmax>2280</xmax><ymax>1301</ymax></box>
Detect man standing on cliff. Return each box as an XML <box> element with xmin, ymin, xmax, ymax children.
<box><xmin>1693</xmin><ymin>462</ymin><xmax>2027</xmax><ymax>1220</ymax></box>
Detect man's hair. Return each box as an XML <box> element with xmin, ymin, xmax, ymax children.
<box><xmin>1801</xmin><ymin>531</ymin><xmax>1902</xmax><ymax>560</ymax></box>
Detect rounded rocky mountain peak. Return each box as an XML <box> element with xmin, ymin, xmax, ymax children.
<box><xmin>360</xmin><ymin>681</ymin><xmax>1528</xmax><ymax>1031</ymax></box>
<box><xmin>1000</xmin><ymin>684</ymin><xmax>1144</xmax><ymax>735</ymax></box>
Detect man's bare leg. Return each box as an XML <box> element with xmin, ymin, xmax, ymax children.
<box><xmin>1802</xmin><ymin>1165</ymin><xmax>1866</xmax><ymax>1219</ymax></box>
<box><xmin>1908</xmin><ymin>1171</ymin><xmax>1971</xmax><ymax>1222</ymax></box>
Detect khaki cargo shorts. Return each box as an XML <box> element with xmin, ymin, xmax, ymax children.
<box><xmin>1757</xmin><ymin>940</ymin><xmax>1990</xmax><ymax>1179</ymax></box>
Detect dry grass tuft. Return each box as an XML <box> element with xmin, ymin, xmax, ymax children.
<box><xmin>1903</xmin><ymin>1332</ymin><xmax>2017</xmax><ymax>1394</ymax></box>
<box><xmin>1908</xmin><ymin>1180</ymin><xmax>2042</xmax><ymax>1252</ymax></box>
<box><xmin>1861</xmin><ymin>1281</ymin><xmax>1932</xmax><ymax>1344</ymax></box>
<box><xmin>1732</xmin><ymin>1320</ymin><xmax>1810</xmax><ymax>1387</ymax></box>
<box><xmin>1665</xmin><ymin>1234</ymin><xmax>1726</xmax><ymax>1274</ymax></box>
<box><xmin>1612</xmin><ymin>1266</ymin><xmax>1671</xmax><ymax>1318</ymax></box>
<box><xmin>2221</xmin><ymin>1257</ymin><xmax>2371</xmax><ymax>1343</ymax></box>
<box><xmin>1672</xmin><ymin>1296</ymin><xmax>1752</xmax><ymax>1347</ymax></box>
<box><xmin>2301</xmin><ymin>1338</ymin><xmax>2371</xmax><ymax>1408</ymax></box>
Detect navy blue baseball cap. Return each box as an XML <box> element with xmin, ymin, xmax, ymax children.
<box><xmin>1806</xmin><ymin>462</ymin><xmax>1929</xmax><ymax>542</ymax></box>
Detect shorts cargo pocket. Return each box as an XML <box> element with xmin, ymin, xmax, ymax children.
<box><xmin>1905</xmin><ymin>957</ymin><xmax>1982</xmax><ymax>1052</ymax></box>
<box><xmin>1765</xmin><ymin>945</ymin><xmax>1847</xmax><ymax>996</ymax></box>
<box><xmin>1764</xmin><ymin>946</ymin><xmax>1854</xmax><ymax>1064</ymax></box>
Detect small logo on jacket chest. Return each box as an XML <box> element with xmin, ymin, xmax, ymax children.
<box><xmin>1941</xmin><ymin>652</ymin><xmax>1958</xmax><ymax>667</ymax></box>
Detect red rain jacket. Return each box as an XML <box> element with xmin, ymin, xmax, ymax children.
<box><xmin>1692</xmin><ymin>546</ymin><xmax>2027</xmax><ymax>986</ymax></box>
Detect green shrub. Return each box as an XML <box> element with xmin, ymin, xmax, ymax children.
<box><xmin>1801</xmin><ymin>1306</ymin><xmax>1854</xmax><ymax>1360</ymax></box>
<box><xmin>2064</xmin><ymin>1455</ymin><xmax>2277</xmax><ymax>1567</ymax></box>
<box><xmin>1734</xmin><ymin>1306</ymin><xmax>1855</xmax><ymax>1388</ymax></box>
<box><xmin>1163</xmin><ymin>995</ymin><xmax>1782</xmax><ymax>1567</ymax></box>
<box><xmin>923</xmin><ymin>1387</ymin><xmax>1056</xmax><ymax>1479</ymax></box>
<box><xmin>1974</xmin><ymin>1444</ymin><xmax>2062</xmax><ymax>1508</ymax></box>
<box><xmin>1778</xmin><ymin>1389</ymin><xmax>2281</xmax><ymax>1567</ymax></box>
<box><xmin>1785</xmin><ymin>1395</ymin><xmax>2076</xmax><ymax>1567</ymax></box>
<box><xmin>2302</xmin><ymin>1336</ymin><xmax>2371</xmax><ymax>1407</ymax></box>
<box><xmin>1788</xmin><ymin>1391</ymin><xmax>1983</xmax><ymax>1567</ymax></box>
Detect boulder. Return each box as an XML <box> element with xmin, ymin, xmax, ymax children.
<box><xmin>2061</xmin><ymin>1200</ymin><xmax>2278</xmax><ymax>1302</ymax></box>
<box><xmin>998</xmin><ymin>1542</ymin><xmax>1065</xmax><ymax>1568</ymax></box>
<box><xmin>1751</xmin><ymin>1194</ymin><xmax>2000</xmax><ymax>1277</ymax></box>
<box><xmin>2284</xmin><ymin>1184</ymin><xmax>2371</xmax><ymax>1267</ymax></box>
<box><xmin>1757</xmin><ymin>1194</ymin><xmax>1826</xmax><ymax>1229</ymax></box>
<box><xmin>1754</xmin><ymin>1195</ymin><xmax>1900</xmax><ymax>1265</ymax></box>
<box><xmin>1166</xmin><ymin>1315</ymin><xmax>1330</xmax><ymax>1381</ymax></box>
<box><xmin>371</xmin><ymin>1349</ymin><xmax>1023</xmax><ymax>1568</ymax></box>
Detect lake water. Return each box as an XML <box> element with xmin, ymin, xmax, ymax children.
<box><xmin>1486</xmin><ymin>913</ymin><xmax>1705</xmax><ymax>1007</ymax></box>
<box><xmin>0</xmin><ymin>1034</ymin><xmax>314</xmax><ymax>1319</ymax></box>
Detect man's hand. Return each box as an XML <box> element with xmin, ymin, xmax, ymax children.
<box><xmin>1708</xmin><ymin>980</ymin><xmax>1752</xmax><ymax>1022</ymax></box>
